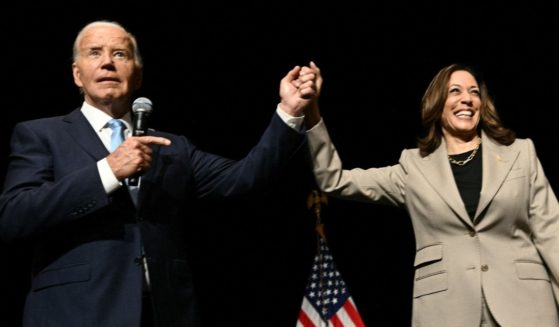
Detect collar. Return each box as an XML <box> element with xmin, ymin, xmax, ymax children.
<box><xmin>80</xmin><ymin>101</ymin><xmax>133</xmax><ymax>132</ymax></box>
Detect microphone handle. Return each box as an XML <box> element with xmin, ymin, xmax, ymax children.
<box><xmin>128</xmin><ymin>113</ymin><xmax>148</xmax><ymax>186</ymax></box>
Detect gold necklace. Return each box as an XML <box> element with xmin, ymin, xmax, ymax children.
<box><xmin>448</xmin><ymin>141</ymin><xmax>481</xmax><ymax>166</ymax></box>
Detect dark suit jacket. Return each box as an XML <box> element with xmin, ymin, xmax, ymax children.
<box><xmin>0</xmin><ymin>108</ymin><xmax>305</xmax><ymax>327</ymax></box>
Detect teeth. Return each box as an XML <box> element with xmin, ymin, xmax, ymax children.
<box><xmin>456</xmin><ymin>111</ymin><xmax>472</xmax><ymax>117</ymax></box>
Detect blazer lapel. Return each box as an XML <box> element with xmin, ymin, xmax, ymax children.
<box><xmin>61</xmin><ymin>112</ymin><xmax>166</xmax><ymax>212</ymax></box>
<box><xmin>136</xmin><ymin>129</ymin><xmax>163</xmax><ymax>211</ymax></box>
<box><xmin>63</xmin><ymin>109</ymin><xmax>109</xmax><ymax>160</ymax></box>
<box><xmin>474</xmin><ymin>132</ymin><xmax>519</xmax><ymax>222</ymax></box>
<box><xmin>416</xmin><ymin>139</ymin><xmax>473</xmax><ymax>227</ymax></box>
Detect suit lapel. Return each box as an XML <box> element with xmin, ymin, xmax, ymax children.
<box><xmin>474</xmin><ymin>132</ymin><xmax>519</xmax><ymax>221</ymax></box>
<box><xmin>136</xmin><ymin>129</ymin><xmax>163</xmax><ymax>211</ymax></box>
<box><xmin>62</xmin><ymin>109</ymin><xmax>109</xmax><ymax>160</ymax></box>
<box><xmin>416</xmin><ymin>139</ymin><xmax>473</xmax><ymax>227</ymax></box>
<box><xmin>62</xmin><ymin>111</ymin><xmax>167</xmax><ymax>212</ymax></box>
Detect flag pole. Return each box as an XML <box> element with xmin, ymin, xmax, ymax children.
<box><xmin>298</xmin><ymin>190</ymin><xmax>366</xmax><ymax>326</ymax></box>
<box><xmin>307</xmin><ymin>190</ymin><xmax>329</xmax><ymax>323</ymax></box>
<box><xmin>307</xmin><ymin>190</ymin><xmax>328</xmax><ymax>240</ymax></box>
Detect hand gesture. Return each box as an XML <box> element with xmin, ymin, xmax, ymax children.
<box><xmin>107</xmin><ymin>136</ymin><xmax>171</xmax><ymax>181</ymax></box>
<box><xmin>279</xmin><ymin>61</ymin><xmax>322</xmax><ymax>117</ymax></box>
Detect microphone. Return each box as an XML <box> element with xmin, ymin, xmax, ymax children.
<box><xmin>128</xmin><ymin>97</ymin><xmax>153</xmax><ymax>186</ymax></box>
<box><xmin>132</xmin><ymin>97</ymin><xmax>153</xmax><ymax>136</ymax></box>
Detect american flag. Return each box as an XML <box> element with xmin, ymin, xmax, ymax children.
<box><xmin>297</xmin><ymin>237</ymin><xmax>365</xmax><ymax>327</ymax></box>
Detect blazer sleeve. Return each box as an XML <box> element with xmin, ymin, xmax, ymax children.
<box><xmin>526</xmin><ymin>138</ymin><xmax>559</xmax><ymax>301</ymax></box>
<box><xmin>306</xmin><ymin>119</ymin><xmax>407</xmax><ymax>206</ymax></box>
<box><xmin>189</xmin><ymin>112</ymin><xmax>305</xmax><ymax>198</ymax></box>
<box><xmin>0</xmin><ymin>122</ymin><xmax>110</xmax><ymax>242</ymax></box>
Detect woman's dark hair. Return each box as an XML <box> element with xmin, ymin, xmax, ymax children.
<box><xmin>417</xmin><ymin>63</ymin><xmax>515</xmax><ymax>156</ymax></box>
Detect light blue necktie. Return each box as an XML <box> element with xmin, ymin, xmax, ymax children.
<box><xmin>107</xmin><ymin>119</ymin><xmax>140</xmax><ymax>205</ymax></box>
<box><xmin>107</xmin><ymin>119</ymin><xmax>145</xmax><ymax>281</ymax></box>
<box><xmin>107</xmin><ymin>119</ymin><xmax>125</xmax><ymax>152</ymax></box>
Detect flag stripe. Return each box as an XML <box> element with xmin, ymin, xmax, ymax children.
<box><xmin>331</xmin><ymin>314</ymin><xmax>343</xmax><ymax>327</ymax></box>
<box><xmin>298</xmin><ymin>309</ymin><xmax>317</xmax><ymax>327</ymax></box>
<box><xmin>300</xmin><ymin>297</ymin><xmax>329</xmax><ymax>326</ymax></box>
<box><xmin>343</xmin><ymin>298</ymin><xmax>365</xmax><ymax>327</ymax></box>
<box><xmin>336</xmin><ymin>308</ymin><xmax>352</xmax><ymax>327</ymax></box>
<box><xmin>335</xmin><ymin>305</ymin><xmax>359</xmax><ymax>327</ymax></box>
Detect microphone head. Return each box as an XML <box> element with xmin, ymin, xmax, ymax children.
<box><xmin>132</xmin><ymin>97</ymin><xmax>153</xmax><ymax>115</ymax></box>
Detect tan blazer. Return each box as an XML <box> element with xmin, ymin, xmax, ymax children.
<box><xmin>307</xmin><ymin>120</ymin><xmax>559</xmax><ymax>327</ymax></box>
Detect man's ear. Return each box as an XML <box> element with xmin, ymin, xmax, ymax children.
<box><xmin>72</xmin><ymin>62</ymin><xmax>84</xmax><ymax>88</ymax></box>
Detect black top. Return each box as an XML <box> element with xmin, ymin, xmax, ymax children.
<box><xmin>448</xmin><ymin>147</ymin><xmax>483</xmax><ymax>219</ymax></box>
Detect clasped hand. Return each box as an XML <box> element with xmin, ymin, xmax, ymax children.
<box><xmin>279</xmin><ymin>61</ymin><xmax>322</xmax><ymax>117</ymax></box>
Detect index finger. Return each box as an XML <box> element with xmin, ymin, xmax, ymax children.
<box><xmin>284</xmin><ymin>65</ymin><xmax>301</xmax><ymax>83</ymax></box>
<box><xmin>137</xmin><ymin>136</ymin><xmax>172</xmax><ymax>146</ymax></box>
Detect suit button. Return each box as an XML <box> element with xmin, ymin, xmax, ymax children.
<box><xmin>469</xmin><ymin>230</ymin><xmax>476</xmax><ymax>237</ymax></box>
<box><xmin>481</xmin><ymin>264</ymin><xmax>489</xmax><ymax>272</ymax></box>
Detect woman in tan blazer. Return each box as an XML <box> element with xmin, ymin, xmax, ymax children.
<box><xmin>300</xmin><ymin>63</ymin><xmax>559</xmax><ymax>327</ymax></box>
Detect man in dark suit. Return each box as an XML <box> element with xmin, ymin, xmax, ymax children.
<box><xmin>0</xmin><ymin>20</ymin><xmax>319</xmax><ymax>326</ymax></box>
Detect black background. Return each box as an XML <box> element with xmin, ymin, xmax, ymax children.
<box><xmin>1</xmin><ymin>1</ymin><xmax>559</xmax><ymax>326</ymax></box>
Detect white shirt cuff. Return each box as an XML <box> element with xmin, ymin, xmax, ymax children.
<box><xmin>276</xmin><ymin>104</ymin><xmax>305</xmax><ymax>132</ymax></box>
<box><xmin>97</xmin><ymin>158</ymin><xmax>122</xmax><ymax>194</ymax></box>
